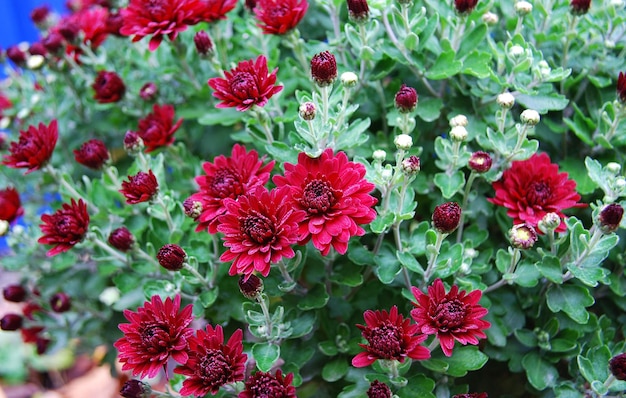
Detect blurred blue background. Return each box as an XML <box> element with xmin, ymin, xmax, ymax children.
<box><xmin>0</xmin><ymin>0</ymin><xmax>67</xmax><ymax>49</ymax></box>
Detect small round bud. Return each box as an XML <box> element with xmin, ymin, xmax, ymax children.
<box><xmin>616</xmin><ymin>177</ymin><xmax>626</xmax><ymax>189</ymax></box>
<box><xmin>606</xmin><ymin>162</ymin><xmax>621</xmax><ymax>175</ymax></box>
<box><xmin>468</xmin><ymin>151</ymin><xmax>493</xmax><ymax>173</ymax></box>
<box><xmin>482</xmin><ymin>11</ymin><xmax>499</xmax><ymax>25</ymax></box>
<box><xmin>610</xmin><ymin>353</ymin><xmax>626</xmax><ymax>381</ymax></box>
<box><xmin>26</xmin><ymin>55</ymin><xmax>45</xmax><ymax>70</ymax></box>
<box><xmin>367</xmin><ymin>380</ymin><xmax>392</xmax><ymax>398</ymax></box>
<box><xmin>454</xmin><ymin>0</ymin><xmax>479</xmax><ymax>14</ymax></box>
<box><xmin>123</xmin><ymin>131</ymin><xmax>144</xmax><ymax>154</ymax></box>
<box><xmin>449</xmin><ymin>114</ymin><xmax>468</xmax><ymax>128</ymax></box>
<box><xmin>299</xmin><ymin>101</ymin><xmax>316</xmax><ymax>121</ymax></box>
<box><xmin>120</xmin><ymin>380</ymin><xmax>152</xmax><ymax>398</ymax></box>
<box><xmin>311</xmin><ymin>51</ymin><xmax>337</xmax><ymax>87</ymax></box>
<box><xmin>605</xmin><ymin>39</ymin><xmax>616</xmax><ymax>50</ymax></box>
<box><xmin>3</xmin><ymin>285</ymin><xmax>27</xmax><ymax>303</ymax></box>
<box><xmin>238</xmin><ymin>274</ymin><xmax>264</xmax><ymax>299</ymax></box>
<box><xmin>610</xmin><ymin>0</ymin><xmax>624</xmax><ymax>6</ymax></box>
<box><xmin>598</xmin><ymin>203</ymin><xmax>624</xmax><ymax>234</ymax></box>
<box><xmin>520</xmin><ymin>109</ymin><xmax>540</xmax><ymax>126</ymax></box>
<box><xmin>1</xmin><ymin>314</ymin><xmax>23</xmax><ymax>331</ymax></box>
<box><xmin>570</xmin><ymin>0</ymin><xmax>591</xmax><ymax>15</ymax></box>
<box><xmin>0</xmin><ymin>220</ymin><xmax>9</xmax><ymax>237</ymax></box>
<box><xmin>347</xmin><ymin>0</ymin><xmax>370</xmax><ymax>22</ymax></box>
<box><xmin>194</xmin><ymin>31</ymin><xmax>213</xmax><ymax>57</ymax></box>
<box><xmin>157</xmin><ymin>244</ymin><xmax>187</xmax><ymax>271</ymax></box>
<box><xmin>537</xmin><ymin>60</ymin><xmax>551</xmax><ymax>78</ymax></box>
<box><xmin>509</xmin><ymin>223</ymin><xmax>538</xmax><ymax>249</ymax></box>
<box><xmin>381</xmin><ymin>168</ymin><xmax>393</xmax><ymax>180</ymax></box>
<box><xmin>401</xmin><ymin>155</ymin><xmax>421</xmax><ymax>176</ymax></box>
<box><xmin>373</xmin><ymin>149</ymin><xmax>387</xmax><ymax>162</ymax></box>
<box><xmin>340</xmin><ymin>71</ymin><xmax>358</xmax><ymax>87</ymax></box>
<box><xmin>537</xmin><ymin>212</ymin><xmax>561</xmax><ymax>233</ymax></box>
<box><xmin>497</xmin><ymin>92</ymin><xmax>515</xmax><ymax>108</ymax></box>
<box><xmin>509</xmin><ymin>44</ymin><xmax>525</xmax><ymax>59</ymax></box>
<box><xmin>394</xmin><ymin>134</ymin><xmax>413</xmax><ymax>150</ymax></box>
<box><xmin>514</xmin><ymin>1</ymin><xmax>533</xmax><ymax>15</ymax></box>
<box><xmin>432</xmin><ymin>202</ymin><xmax>462</xmax><ymax>234</ymax></box>
<box><xmin>450</xmin><ymin>125</ymin><xmax>468</xmax><ymax>142</ymax></box>
<box><xmin>394</xmin><ymin>84</ymin><xmax>418</xmax><ymax>113</ymax></box>
<box><xmin>50</xmin><ymin>292</ymin><xmax>71</xmax><ymax>312</ymax></box>
<box><xmin>99</xmin><ymin>287</ymin><xmax>120</xmax><ymax>306</ymax></box>
<box><xmin>74</xmin><ymin>139</ymin><xmax>110</xmax><ymax>170</ymax></box>
<box><xmin>108</xmin><ymin>227</ymin><xmax>135</xmax><ymax>252</ymax></box>
<box><xmin>139</xmin><ymin>82</ymin><xmax>158</xmax><ymax>101</ymax></box>
<box><xmin>183</xmin><ymin>198</ymin><xmax>203</xmax><ymax>220</ymax></box>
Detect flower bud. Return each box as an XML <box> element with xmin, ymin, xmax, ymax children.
<box><xmin>610</xmin><ymin>0</ymin><xmax>624</xmax><ymax>6</ymax></box>
<box><xmin>537</xmin><ymin>212</ymin><xmax>561</xmax><ymax>233</ymax></box>
<box><xmin>509</xmin><ymin>223</ymin><xmax>538</xmax><ymax>249</ymax></box>
<box><xmin>341</xmin><ymin>71</ymin><xmax>358</xmax><ymax>87</ymax></box>
<box><xmin>299</xmin><ymin>101</ymin><xmax>316</xmax><ymax>121</ymax></box>
<box><xmin>497</xmin><ymin>92</ymin><xmax>515</xmax><ymax>108</ymax></box>
<box><xmin>432</xmin><ymin>202</ymin><xmax>462</xmax><ymax>234</ymax></box>
<box><xmin>520</xmin><ymin>109</ymin><xmax>540</xmax><ymax>125</ymax></box>
<box><xmin>1</xmin><ymin>314</ymin><xmax>23</xmax><ymax>330</ymax></box>
<box><xmin>537</xmin><ymin>60</ymin><xmax>551</xmax><ymax>78</ymax></box>
<box><xmin>123</xmin><ymin>131</ymin><xmax>144</xmax><ymax>154</ymax></box>
<box><xmin>311</xmin><ymin>51</ymin><xmax>337</xmax><ymax>87</ymax></box>
<box><xmin>120</xmin><ymin>380</ymin><xmax>152</xmax><ymax>398</ymax></box>
<box><xmin>107</xmin><ymin>12</ymin><xmax>124</xmax><ymax>36</ymax></box>
<box><xmin>606</xmin><ymin>162</ymin><xmax>621</xmax><ymax>175</ymax></box>
<box><xmin>92</xmin><ymin>70</ymin><xmax>126</xmax><ymax>104</ymax></box>
<box><xmin>238</xmin><ymin>274</ymin><xmax>264</xmax><ymax>299</ymax></box>
<box><xmin>42</xmin><ymin>32</ymin><xmax>64</xmax><ymax>54</ymax></box>
<box><xmin>108</xmin><ymin>227</ymin><xmax>135</xmax><ymax>252</ymax></box>
<box><xmin>610</xmin><ymin>353</ymin><xmax>626</xmax><ymax>381</ymax></box>
<box><xmin>183</xmin><ymin>198</ymin><xmax>203</xmax><ymax>220</ymax></box>
<box><xmin>509</xmin><ymin>45</ymin><xmax>525</xmax><ymax>59</ymax></box>
<box><xmin>394</xmin><ymin>84</ymin><xmax>418</xmax><ymax>113</ymax></box>
<box><xmin>597</xmin><ymin>203</ymin><xmax>624</xmax><ymax>234</ymax></box>
<box><xmin>381</xmin><ymin>168</ymin><xmax>393</xmax><ymax>180</ymax></box>
<box><xmin>0</xmin><ymin>220</ymin><xmax>9</xmax><ymax>237</ymax></box>
<box><xmin>50</xmin><ymin>292</ymin><xmax>72</xmax><ymax>312</ymax></box>
<box><xmin>3</xmin><ymin>285</ymin><xmax>27</xmax><ymax>302</ymax></box>
<box><xmin>570</xmin><ymin>0</ymin><xmax>591</xmax><ymax>15</ymax></box>
<box><xmin>482</xmin><ymin>11</ymin><xmax>499</xmax><ymax>25</ymax></box>
<box><xmin>514</xmin><ymin>1</ymin><xmax>533</xmax><ymax>15</ymax></box>
<box><xmin>347</xmin><ymin>0</ymin><xmax>370</xmax><ymax>22</ymax></box>
<box><xmin>367</xmin><ymin>380</ymin><xmax>392</xmax><ymax>398</ymax></box>
<box><xmin>449</xmin><ymin>114</ymin><xmax>468</xmax><ymax>128</ymax></box>
<box><xmin>394</xmin><ymin>134</ymin><xmax>413</xmax><ymax>150</ymax></box>
<box><xmin>30</xmin><ymin>5</ymin><xmax>51</xmax><ymax>26</ymax></box>
<box><xmin>157</xmin><ymin>244</ymin><xmax>187</xmax><ymax>271</ymax></box>
<box><xmin>468</xmin><ymin>151</ymin><xmax>492</xmax><ymax>173</ymax></box>
<box><xmin>616</xmin><ymin>176</ymin><xmax>626</xmax><ymax>190</ymax></box>
<box><xmin>194</xmin><ymin>31</ymin><xmax>213</xmax><ymax>57</ymax></box>
<box><xmin>139</xmin><ymin>82</ymin><xmax>158</xmax><ymax>101</ymax></box>
<box><xmin>26</xmin><ymin>55</ymin><xmax>46</xmax><ymax>70</ymax></box>
<box><xmin>454</xmin><ymin>0</ymin><xmax>479</xmax><ymax>14</ymax></box>
<box><xmin>618</xmin><ymin>72</ymin><xmax>626</xmax><ymax>104</ymax></box>
<box><xmin>6</xmin><ymin>45</ymin><xmax>27</xmax><ymax>66</ymax></box>
<box><xmin>74</xmin><ymin>139</ymin><xmax>110</xmax><ymax>170</ymax></box>
<box><xmin>36</xmin><ymin>336</ymin><xmax>50</xmax><ymax>355</ymax></box>
<box><xmin>401</xmin><ymin>155</ymin><xmax>421</xmax><ymax>176</ymax></box>
<box><xmin>29</xmin><ymin>42</ymin><xmax>47</xmax><ymax>57</ymax></box>
<box><xmin>450</xmin><ymin>125</ymin><xmax>468</xmax><ymax>142</ymax></box>
<box><xmin>373</xmin><ymin>149</ymin><xmax>387</xmax><ymax>162</ymax></box>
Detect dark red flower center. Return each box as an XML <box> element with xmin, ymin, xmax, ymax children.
<box><xmin>366</xmin><ymin>323</ymin><xmax>402</xmax><ymax>359</ymax></box>
<box><xmin>231</xmin><ymin>72</ymin><xmax>256</xmax><ymax>97</ymax></box>
<box><xmin>210</xmin><ymin>167</ymin><xmax>244</xmax><ymax>198</ymax></box>
<box><xmin>198</xmin><ymin>349</ymin><xmax>232</xmax><ymax>385</ymax></box>
<box><xmin>241</xmin><ymin>211</ymin><xmax>275</xmax><ymax>244</ymax></box>
<box><xmin>146</xmin><ymin>0</ymin><xmax>167</xmax><ymax>18</ymax></box>
<box><xmin>528</xmin><ymin>181</ymin><xmax>551</xmax><ymax>205</ymax></box>
<box><xmin>300</xmin><ymin>179</ymin><xmax>339</xmax><ymax>214</ymax></box>
<box><xmin>55</xmin><ymin>215</ymin><xmax>76</xmax><ymax>234</ymax></box>
<box><xmin>432</xmin><ymin>299</ymin><xmax>467</xmax><ymax>331</ymax></box>
<box><xmin>141</xmin><ymin>324</ymin><xmax>169</xmax><ymax>350</ymax></box>
<box><xmin>269</xmin><ymin>5</ymin><xmax>288</xmax><ymax>19</ymax></box>
<box><xmin>248</xmin><ymin>373</ymin><xmax>284</xmax><ymax>397</ymax></box>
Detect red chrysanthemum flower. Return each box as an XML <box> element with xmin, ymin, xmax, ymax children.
<box><xmin>239</xmin><ymin>370</ymin><xmax>296</xmax><ymax>398</ymax></box>
<box><xmin>120</xmin><ymin>0</ymin><xmax>200</xmax><ymax>51</ymax></box>
<box><xmin>2</xmin><ymin>120</ymin><xmax>58</xmax><ymax>174</ymax></box>
<box><xmin>367</xmin><ymin>380</ymin><xmax>392</xmax><ymax>398</ymax></box>
<box><xmin>218</xmin><ymin>186</ymin><xmax>306</xmax><ymax>280</ymax></box>
<box><xmin>76</xmin><ymin>6</ymin><xmax>110</xmax><ymax>48</ymax></box>
<box><xmin>410</xmin><ymin>279</ymin><xmax>490</xmax><ymax>357</ymax></box>
<box><xmin>31</xmin><ymin>5</ymin><xmax>51</xmax><ymax>25</ymax></box>
<box><xmin>189</xmin><ymin>144</ymin><xmax>275</xmax><ymax>234</ymax></box>
<box><xmin>310</xmin><ymin>51</ymin><xmax>337</xmax><ymax>87</ymax></box>
<box><xmin>114</xmin><ymin>294</ymin><xmax>194</xmax><ymax>379</ymax></box>
<box><xmin>73</xmin><ymin>139</ymin><xmax>110</xmax><ymax>169</ymax></box>
<box><xmin>352</xmin><ymin>305</ymin><xmax>430</xmax><ymax>368</ymax></box>
<box><xmin>0</xmin><ymin>187</ymin><xmax>24</xmax><ymax>224</ymax></box>
<box><xmin>273</xmin><ymin>149</ymin><xmax>378</xmax><ymax>256</ymax></box>
<box><xmin>394</xmin><ymin>84</ymin><xmax>418</xmax><ymax>113</ymax></box>
<box><xmin>38</xmin><ymin>199</ymin><xmax>90</xmax><ymax>257</ymax></box>
<box><xmin>174</xmin><ymin>325</ymin><xmax>247</xmax><ymax>396</ymax></box>
<box><xmin>610</xmin><ymin>353</ymin><xmax>626</xmax><ymax>381</ymax></box>
<box><xmin>108</xmin><ymin>227</ymin><xmax>135</xmax><ymax>252</ymax></box>
<box><xmin>120</xmin><ymin>170</ymin><xmax>159</xmax><ymax>204</ymax></box>
<box><xmin>254</xmin><ymin>0</ymin><xmax>308</xmax><ymax>35</ymax></box>
<box><xmin>184</xmin><ymin>0</ymin><xmax>238</xmax><ymax>24</ymax></box>
<box><xmin>0</xmin><ymin>93</ymin><xmax>12</xmax><ymax>118</ymax></box>
<box><xmin>454</xmin><ymin>0</ymin><xmax>478</xmax><ymax>13</ymax></box>
<box><xmin>136</xmin><ymin>104</ymin><xmax>183</xmax><ymax>153</ymax></box>
<box><xmin>92</xmin><ymin>70</ymin><xmax>125</xmax><ymax>103</ymax></box>
<box><xmin>617</xmin><ymin>71</ymin><xmax>626</xmax><ymax>103</ymax></box>
<box><xmin>488</xmin><ymin>153</ymin><xmax>585</xmax><ymax>233</ymax></box>
<box><xmin>208</xmin><ymin>55</ymin><xmax>283</xmax><ymax>112</ymax></box>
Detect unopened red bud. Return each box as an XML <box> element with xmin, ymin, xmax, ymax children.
<box><xmin>194</xmin><ymin>31</ymin><xmax>214</xmax><ymax>57</ymax></box>
<box><xmin>347</xmin><ymin>0</ymin><xmax>370</xmax><ymax>22</ymax></box>
<box><xmin>367</xmin><ymin>380</ymin><xmax>392</xmax><ymax>398</ymax></box>
<box><xmin>108</xmin><ymin>227</ymin><xmax>135</xmax><ymax>252</ymax></box>
<box><xmin>183</xmin><ymin>198</ymin><xmax>202</xmax><ymax>220</ymax></box>
<box><xmin>74</xmin><ymin>139</ymin><xmax>110</xmax><ymax>170</ymax></box>
<box><xmin>36</xmin><ymin>336</ymin><xmax>51</xmax><ymax>355</ymax></box>
<box><xmin>157</xmin><ymin>244</ymin><xmax>187</xmax><ymax>271</ymax></box>
<box><xmin>432</xmin><ymin>202</ymin><xmax>462</xmax><ymax>234</ymax></box>
<box><xmin>120</xmin><ymin>379</ymin><xmax>152</xmax><ymax>398</ymax></box>
<box><xmin>598</xmin><ymin>203</ymin><xmax>624</xmax><ymax>234</ymax></box>
<box><xmin>468</xmin><ymin>151</ymin><xmax>492</xmax><ymax>173</ymax></box>
<box><xmin>1</xmin><ymin>313</ymin><xmax>23</xmax><ymax>330</ymax></box>
<box><xmin>123</xmin><ymin>131</ymin><xmax>144</xmax><ymax>154</ymax></box>
<box><xmin>139</xmin><ymin>82</ymin><xmax>158</xmax><ymax>101</ymax></box>
<box><xmin>238</xmin><ymin>274</ymin><xmax>264</xmax><ymax>299</ymax></box>
<box><xmin>50</xmin><ymin>292</ymin><xmax>71</xmax><ymax>312</ymax></box>
<box><xmin>311</xmin><ymin>51</ymin><xmax>337</xmax><ymax>87</ymax></box>
<box><xmin>610</xmin><ymin>353</ymin><xmax>626</xmax><ymax>381</ymax></box>
<box><xmin>3</xmin><ymin>285</ymin><xmax>27</xmax><ymax>302</ymax></box>
<box><xmin>394</xmin><ymin>84</ymin><xmax>418</xmax><ymax>113</ymax></box>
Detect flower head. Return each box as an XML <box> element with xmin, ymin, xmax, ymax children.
<box><xmin>310</xmin><ymin>51</ymin><xmax>337</xmax><ymax>87</ymax></box>
<box><xmin>0</xmin><ymin>187</ymin><xmax>24</xmax><ymax>224</ymax></box>
<box><xmin>1</xmin><ymin>314</ymin><xmax>23</xmax><ymax>331</ymax></box>
<box><xmin>50</xmin><ymin>292</ymin><xmax>72</xmax><ymax>312</ymax></box>
<box><xmin>38</xmin><ymin>199</ymin><xmax>90</xmax><ymax>257</ymax></box>
<box><xmin>273</xmin><ymin>149</ymin><xmax>378</xmax><ymax>256</ymax></box>
<box><xmin>610</xmin><ymin>353</ymin><xmax>626</xmax><ymax>381</ymax></box>
<box><xmin>139</xmin><ymin>82</ymin><xmax>158</xmax><ymax>101</ymax></box>
<box><xmin>136</xmin><ymin>104</ymin><xmax>183</xmax><ymax>153</ymax></box>
<box><xmin>108</xmin><ymin>227</ymin><xmax>135</xmax><ymax>252</ymax></box>
<box><xmin>174</xmin><ymin>325</ymin><xmax>247</xmax><ymax>396</ymax></box>
<box><xmin>157</xmin><ymin>244</ymin><xmax>187</xmax><ymax>271</ymax></box>
<box><xmin>238</xmin><ymin>274</ymin><xmax>264</xmax><ymax>299</ymax></box>
<box><xmin>3</xmin><ymin>120</ymin><xmax>58</xmax><ymax>174</ymax></box>
<box><xmin>190</xmin><ymin>144</ymin><xmax>275</xmax><ymax>234</ymax></box>
<box><xmin>115</xmin><ymin>294</ymin><xmax>194</xmax><ymax>378</ymax></box>
<box><xmin>239</xmin><ymin>370</ymin><xmax>297</xmax><ymax>398</ymax></box>
<box><xmin>488</xmin><ymin>153</ymin><xmax>585</xmax><ymax>233</ymax></box>
<box><xmin>411</xmin><ymin>279</ymin><xmax>490</xmax><ymax>357</ymax></box>
<box><xmin>598</xmin><ymin>203</ymin><xmax>624</xmax><ymax>234</ymax></box>
<box><xmin>120</xmin><ymin>0</ymin><xmax>199</xmax><ymax>51</ymax></box>
<box><xmin>194</xmin><ymin>30</ymin><xmax>213</xmax><ymax>56</ymax></box>
<box><xmin>124</xmin><ymin>131</ymin><xmax>144</xmax><ymax>154</ymax></box>
<box><xmin>394</xmin><ymin>84</ymin><xmax>418</xmax><ymax>113</ymax></box>
<box><xmin>208</xmin><ymin>55</ymin><xmax>283</xmax><ymax>112</ymax></box>
<box><xmin>31</xmin><ymin>5</ymin><xmax>51</xmax><ymax>25</ymax></box>
<box><xmin>92</xmin><ymin>70</ymin><xmax>125</xmax><ymax>103</ymax></box>
<box><xmin>218</xmin><ymin>186</ymin><xmax>306</xmax><ymax>279</ymax></box>
<box><xmin>120</xmin><ymin>170</ymin><xmax>159</xmax><ymax>204</ymax></box>
<box><xmin>454</xmin><ymin>0</ymin><xmax>479</xmax><ymax>13</ymax></box>
<box><xmin>185</xmin><ymin>0</ymin><xmax>238</xmax><ymax>24</ymax></box>
<box><xmin>617</xmin><ymin>72</ymin><xmax>626</xmax><ymax>103</ymax></box>
<box><xmin>367</xmin><ymin>380</ymin><xmax>392</xmax><ymax>398</ymax></box>
<box><xmin>468</xmin><ymin>151</ymin><xmax>492</xmax><ymax>173</ymax></box>
<box><xmin>3</xmin><ymin>285</ymin><xmax>27</xmax><ymax>303</ymax></box>
<box><xmin>347</xmin><ymin>0</ymin><xmax>369</xmax><ymax>22</ymax></box>
<box><xmin>508</xmin><ymin>223</ymin><xmax>538</xmax><ymax>249</ymax></box>
<box><xmin>570</xmin><ymin>0</ymin><xmax>591</xmax><ymax>14</ymax></box>
<box><xmin>254</xmin><ymin>0</ymin><xmax>309</xmax><ymax>35</ymax></box>
<box><xmin>120</xmin><ymin>380</ymin><xmax>152</xmax><ymax>398</ymax></box>
<box><xmin>352</xmin><ymin>305</ymin><xmax>430</xmax><ymax>367</ymax></box>
<box><xmin>432</xmin><ymin>202</ymin><xmax>462</xmax><ymax>234</ymax></box>
<box><xmin>73</xmin><ymin>139</ymin><xmax>110</xmax><ymax>169</ymax></box>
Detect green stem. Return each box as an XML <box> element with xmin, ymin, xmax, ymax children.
<box><xmin>135</xmin><ymin>247</ymin><xmax>161</xmax><ymax>269</ymax></box>
<box><xmin>484</xmin><ymin>248</ymin><xmax>520</xmax><ymax>293</ymax></box>
<box><xmin>456</xmin><ymin>172</ymin><xmax>477</xmax><ymax>244</ymax></box>
<box><xmin>153</xmin><ymin>195</ymin><xmax>175</xmax><ymax>232</ymax></box>
<box><xmin>562</xmin><ymin>228</ymin><xmax>604</xmax><ymax>282</ymax></box>
<box><xmin>451</xmin><ymin>15</ymin><xmax>467</xmax><ymax>52</ymax></box>
<box><xmin>88</xmin><ymin>234</ymin><xmax>128</xmax><ymax>264</ymax></box>
<box><xmin>45</xmin><ymin>165</ymin><xmax>98</xmax><ymax>214</ymax></box>
<box><xmin>498</xmin><ymin>107</ymin><xmax>510</xmax><ymax>134</ymax></box>
<box><xmin>183</xmin><ymin>262</ymin><xmax>212</xmax><ymax>288</ymax></box>
<box><xmin>257</xmin><ymin>293</ymin><xmax>274</xmax><ymax>341</ymax></box>
<box><xmin>171</xmin><ymin>40</ymin><xmax>202</xmax><ymax>91</ymax></box>
<box><xmin>423</xmin><ymin>231</ymin><xmax>446</xmax><ymax>284</ymax></box>
<box><xmin>560</xmin><ymin>16</ymin><xmax>578</xmax><ymax>94</ymax></box>
<box><xmin>503</xmin><ymin>124</ymin><xmax>530</xmax><ymax>164</ymax></box>
<box><xmin>287</xmin><ymin>29</ymin><xmax>310</xmax><ymax>74</ymax></box>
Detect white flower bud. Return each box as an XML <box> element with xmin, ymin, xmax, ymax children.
<box><xmin>482</xmin><ymin>12</ymin><xmax>499</xmax><ymax>25</ymax></box>
<box><xmin>537</xmin><ymin>60</ymin><xmax>551</xmax><ymax>77</ymax></box>
<box><xmin>497</xmin><ymin>92</ymin><xmax>516</xmax><ymax>108</ymax></box>
<box><xmin>514</xmin><ymin>1</ymin><xmax>533</xmax><ymax>15</ymax></box>
<box><xmin>538</xmin><ymin>212</ymin><xmax>561</xmax><ymax>233</ymax></box>
<box><xmin>26</xmin><ymin>55</ymin><xmax>45</xmax><ymax>70</ymax></box>
<box><xmin>373</xmin><ymin>149</ymin><xmax>387</xmax><ymax>162</ymax></box>
<box><xmin>449</xmin><ymin>114</ymin><xmax>468</xmax><ymax>128</ymax></box>
<box><xmin>606</xmin><ymin>162</ymin><xmax>621</xmax><ymax>175</ymax></box>
<box><xmin>616</xmin><ymin>176</ymin><xmax>626</xmax><ymax>189</ymax></box>
<box><xmin>0</xmin><ymin>220</ymin><xmax>9</xmax><ymax>237</ymax></box>
<box><xmin>340</xmin><ymin>71</ymin><xmax>358</xmax><ymax>87</ymax></box>
<box><xmin>450</xmin><ymin>125</ymin><xmax>468</xmax><ymax>142</ymax></box>
<box><xmin>99</xmin><ymin>287</ymin><xmax>120</xmax><ymax>306</ymax></box>
<box><xmin>509</xmin><ymin>44</ymin><xmax>525</xmax><ymax>59</ymax></box>
<box><xmin>610</xmin><ymin>0</ymin><xmax>625</xmax><ymax>7</ymax></box>
<box><xmin>17</xmin><ymin>108</ymin><xmax>30</xmax><ymax>120</ymax></box>
<box><xmin>0</xmin><ymin>117</ymin><xmax>11</xmax><ymax>129</ymax></box>
<box><xmin>605</xmin><ymin>40</ymin><xmax>616</xmax><ymax>49</ymax></box>
<box><xmin>520</xmin><ymin>109</ymin><xmax>540</xmax><ymax>126</ymax></box>
<box><xmin>394</xmin><ymin>134</ymin><xmax>413</xmax><ymax>150</ymax></box>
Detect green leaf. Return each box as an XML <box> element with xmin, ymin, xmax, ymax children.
<box><xmin>515</xmin><ymin>93</ymin><xmax>569</xmax><ymax>113</ymax></box>
<box><xmin>565</xmin><ymin>265</ymin><xmax>610</xmax><ymax>287</ymax></box>
<box><xmin>374</xmin><ymin>245</ymin><xmax>402</xmax><ymax>284</ymax></box>
<box><xmin>322</xmin><ymin>358</ymin><xmax>349</xmax><ymax>382</ymax></box>
<box><xmin>197</xmin><ymin>108</ymin><xmax>242</xmax><ymax>126</ymax></box>
<box><xmin>415</xmin><ymin>97</ymin><xmax>443</xmax><ymax>122</ymax></box>
<box><xmin>397</xmin><ymin>250</ymin><xmax>424</xmax><ymax>275</ymax></box>
<box><xmin>522</xmin><ymin>351</ymin><xmax>559</xmax><ymax>390</ymax></box>
<box><xmin>434</xmin><ymin>171</ymin><xmax>465</xmax><ymax>199</ymax></box>
<box><xmin>297</xmin><ymin>283</ymin><xmax>329</xmax><ymax>310</ymax></box>
<box><xmin>370</xmin><ymin>212</ymin><xmax>395</xmax><ymax>234</ymax></box>
<box><xmin>535</xmin><ymin>255</ymin><xmax>563</xmax><ymax>283</ymax></box>
<box><xmin>252</xmin><ymin>343</ymin><xmax>280</xmax><ymax>372</ymax></box>
<box><xmin>198</xmin><ymin>289</ymin><xmax>218</xmax><ymax>308</ymax></box>
<box><xmin>439</xmin><ymin>346</ymin><xmax>488</xmax><ymax>377</ymax></box>
<box><xmin>426</xmin><ymin>50</ymin><xmax>462</xmax><ymax>80</ymax></box>
<box><xmin>457</xmin><ymin>24</ymin><xmax>487</xmax><ymax>58</ymax></box>
<box><xmin>399</xmin><ymin>375</ymin><xmax>436</xmax><ymax>397</ymax></box>
<box><xmin>546</xmin><ymin>284</ymin><xmax>594</xmax><ymax>324</ymax></box>
<box><xmin>142</xmin><ymin>280</ymin><xmax>176</xmax><ymax>300</ymax></box>
<box><xmin>461</xmin><ymin>51</ymin><xmax>492</xmax><ymax>79</ymax></box>
<box><xmin>331</xmin><ymin>261</ymin><xmax>364</xmax><ymax>287</ymax></box>
<box><xmin>404</xmin><ymin>32</ymin><xmax>419</xmax><ymax>51</ymax></box>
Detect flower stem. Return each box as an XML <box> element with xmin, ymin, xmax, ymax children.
<box><xmin>423</xmin><ymin>231</ymin><xmax>446</xmax><ymax>284</ymax></box>
<box><xmin>257</xmin><ymin>293</ymin><xmax>274</xmax><ymax>341</ymax></box>
<box><xmin>427</xmin><ymin>337</ymin><xmax>440</xmax><ymax>352</ymax></box>
<box><xmin>456</xmin><ymin>171</ymin><xmax>477</xmax><ymax>244</ymax></box>
<box><xmin>88</xmin><ymin>233</ymin><xmax>128</xmax><ymax>264</ymax></box>
<box><xmin>153</xmin><ymin>195</ymin><xmax>175</xmax><ymax>232</ymax></box>
<box><xmin>562</xmin><ymin>227</ymin><xmax>604</xmax><ymax>282</ymax></box>
<box><xmin>287</xmin><ymin>29</ymin><xmax>310</xmax><ymax>74</ymax></box>
<box><xmin>503</xmin><ymin>123</ymin><xmax>530</xmax><ymax>164</ymax></box>
<box><xmin>171</xmin><ymin>39</ymin><xmax>202</xmax><ymax>91</ymax></box>
<box><xmin>44</xmin><ymin>165</ymin><xmax>98</xmax><ymax>214</ymax></box>
<box><xmin>183</xmin><ymin>262</ymin><xmax>212</xmax><ymax>288</ymax></box>
<box><xmin>484</xmin><ymin>248</ymin><xmax>521</xmax><ymax>293</ymax></box>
